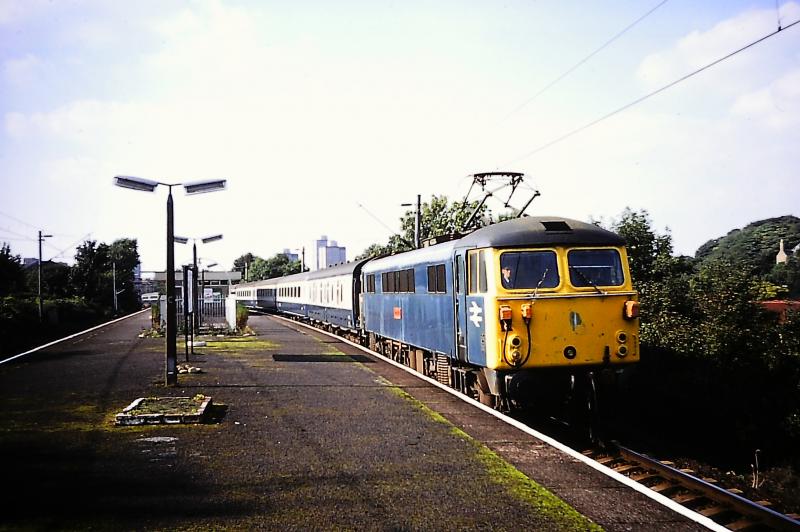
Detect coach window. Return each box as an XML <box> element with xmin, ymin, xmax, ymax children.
<box><xmin>406</xmin><ymin>269</ymin><xmax>415</xmax><ymax>293</ymax></box>
<box><xmin>398</xmin><ymin>269</ymin><xmax>408</xmax><ymax>292</ymax></box>
<box><xmin>386</xmin><ymin>272</ymin><xmax>392</xmax><ymax>292</ymax></box>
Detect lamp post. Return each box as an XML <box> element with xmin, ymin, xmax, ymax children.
<box><xmin>114</xmin><ymin>175</ymin><xmax>226</xmax><ymax>386</ymax></box>
<box><xmin>401</xmin><ymin>194</ymin><xmax>421</xmax><ymax>248</ymax></box>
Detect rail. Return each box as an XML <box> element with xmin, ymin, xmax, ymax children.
<box><xmin>586</xmin><ymin>444</ymin><xmax>800</xmax><ymax>531</ymax></box>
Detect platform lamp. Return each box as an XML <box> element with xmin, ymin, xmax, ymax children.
<box><xmin>113</xmin><ymin>175</ymin><xmax>226</xmax><ymax>386</ymax></box>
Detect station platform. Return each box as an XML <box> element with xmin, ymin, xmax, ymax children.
<box><xmin>0</xmin><ymin>312</ymin><xmax>704</xmax><ymax>530</ymax></box>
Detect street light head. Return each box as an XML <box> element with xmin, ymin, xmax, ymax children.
<box><xmin>173</xmin><ymin>236</ymin><xmax>189</xmax><ymax>244</ymax></box>
<box><xmin>184</xmin><ymin>179</ymin><xmax>227</xmax><ymax>195</ymax></box>
<box><xmin>114</xmin><ymin>175</ymin><xmax>159</xmax><ymax>192</ymax></box>
<box><xmin>207</xmin><ymin>263</ymin><xmax>218</xmax><ymax>269</ymax></box>
<box><xmin>201</xmin><ymin>234</ymin><xmax>223</xmax><ymax>244</ymax></box>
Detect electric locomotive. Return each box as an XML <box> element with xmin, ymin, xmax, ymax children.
<box><xmin>234</xmin><ymin>215</ymin><xmax>639</xmax><ymax>418</ymax></box>
<box><xmin>361</xmin><ymin>216</ymin><xmax>639</xmax><ymax>413</ymax></box>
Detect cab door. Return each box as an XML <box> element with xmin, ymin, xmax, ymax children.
<box><xmin>453</xmin><ymin>250</ymin><xmax>468</xmax><ymax>362</ymax></box>
<box><xmin>465</xmin><ymin>248</ymin><xmax>488</xmax><ymax>367</ymax></box>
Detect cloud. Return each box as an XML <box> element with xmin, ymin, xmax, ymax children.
<box><xmin>637</xmin><ymin>2</ymin><xmax>800</xmax><ymax>91</ymax></box>
<box><xmin>3</xmin><ymin>53</ymin><xmax>43</xmax><ymax>86</ymax></box>
<box><xmin>731</xmin><ymin>67</ymin><xmax>800</xmax><ymax>128</ymax></box>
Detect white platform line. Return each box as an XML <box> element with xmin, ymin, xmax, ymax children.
<box><xmin>273</xmin><ymin>315</ymin><xmax>727</xmax><ymax>532</ymax></box>
<box><xmin>0</xmin><ymin>308</ymin><xmax>150</xmax><ymax>366</ymax></box>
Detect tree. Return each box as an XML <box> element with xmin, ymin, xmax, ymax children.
<box><xmin>233</xmin><ymin>253</ymin><xmax>259</xmax><ymax>274</ymax></box>
<box><xmin>610</xmin><ymin>209</ymin><xmax>698</xmax><ymax>353</ymax></box>
<box><xmin>768</xmin><ymin>256</ymin><xmax>800</xmax><ymax>298</ymax></box>
<box><xmin>246</xmin><ymin>253</ymin><xmax>301</xmax><ymax>281</ymax></box>
<box><xmin>108</xmin><ymin>238</ymin><xmax>140</xmax><ymax>312</ymax></box>
<box><xmin>357</xmin><ymin>195</ymin><xmax>490</xmax><ymax>260</ymax></box>
<box><xmin>69</xmin><ymin>238</ymin><xmax>140</xmax><ymax>312</ymax></box>
<box><xmin>24</xmin><ymin>261</ymin><xmax>72</xmax><ymax>298</ymax></box>
<box><xmin>70</xmin><ymin>240</ymin><xmax>109</xmax><ymax>304</ymax></box>
<box><xmin>0</xmin><ymin>243</ymin><xmax>25</xmax><ymax>296</ymax></box>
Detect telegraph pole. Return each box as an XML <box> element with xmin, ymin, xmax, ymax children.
<box><xmin>415</xmin><ymin>194</ymin><xmax>421</xmax><ymax>248</ymax></box>
<box><xmin>37</xmin><ymin>230</ymin><xmax>52</xmax><ymax>322</ymax></box>
<box><xmin>113</xmin><ymin>261</ymin><xmax>117</xmax><ymax>313</ymax></box>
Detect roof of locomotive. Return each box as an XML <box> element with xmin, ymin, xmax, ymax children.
<box><xmin>456</xmin><ymin>216</ymin><xmax>625</xmax><ymax>248</ymax></box>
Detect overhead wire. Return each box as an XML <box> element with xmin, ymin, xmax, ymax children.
<box><xmin>500</xmin><ymin>0</ymin><xmax>671</xmax><ymax>122</ymax></box>
<box><xmin>505</xmin><ymin>17</ymin><xmax>800</xmax><ymax>166</ymax></box>
<box><xmin>0</xmin><ymin>210</ymin><xmax>39</xmax><ymax>230</ymax></box>
<box><xmin>47</xmin><ymin>232</ymin><xmax>93</xmax><ymax>262</ymax></box>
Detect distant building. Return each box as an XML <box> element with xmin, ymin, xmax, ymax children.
<box><xmin>311</xmin><ymin>235</ymin><xmax>346</xmax><ymax>271</ymax></box>
<box><xmin>777</xmin><ymin>239</ymin><xmax>788</xmax><ymax>264</ymax></box>
<box><xmin>153</xmin><ymin>269</ymin><xmax>242</xmax><ymax>298</ymax></box>
<box><xmin>282</xmin><ymin>248</ymin><xmax>299</xmax><ymax>262</ymax></box>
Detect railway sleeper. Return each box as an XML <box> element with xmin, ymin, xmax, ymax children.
<box><xmin>725</xmin><ymin>517</ymin><xmax>759</xmax><ymax>531</ymax></box>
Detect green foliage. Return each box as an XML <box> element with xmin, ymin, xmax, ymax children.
<box><xmin>246</xmin><ymin>253</ymin><xmax>301</xmax><ymax>281</ymax></box>
<box><xmin>0</xmin><ymin>296</ymin><xmax>98</xmax><ymax>356</ymax></box>
<box><xmin>695</xmin><ymin>215</ymin><xmax>800</xmax><ymax>274</ymax></box>
<box><xmin>24</xmin><ymin>261</ymin><xmax>72</xmax><ymax>298</ymax></box>
<box><xmin>767</xmin><ymin>256</ymin><xmax>800</xmax><ymax>298</ymax></box>
<box><xmin>0</xmin><ymin>243</ymin><xmax>26</xmax><ymax>296</ymax></box>
<box><xmin>151</xmin><ymin>303</ymin><xmax>161</xmax><ymax>330</ymax></box>
<box><xmin>235</xmin><ymin>303</ymin><xmax>249</xmax><ymax>330</ymax></box>
<box><xmin>610</xmin><ymin>208</ymin><xmax>800</xmax><ymax>463</ymax></box>
<box><xmin>69</xmin><ymin>238</ymin><xmax>140</xmax><ymax>313</ymax></box>
<box><xmin>233</xmin><ymin>252</ymin><xmax>258</xmax><ymax>274</ymax></box>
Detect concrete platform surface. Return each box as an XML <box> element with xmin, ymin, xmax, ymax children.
<box><xmin>0</xmin><ymin>313</ymin><xmax>702</xmax><ymax>531</ymax></box>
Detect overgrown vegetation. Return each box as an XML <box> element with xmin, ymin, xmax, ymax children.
<box><xmin>0</xmin><ymin>238</ymin><xmax>141</xmax><ymax>356</ymax></box>
<box><xmin>236</xmin><ymin>303</ymin><xmax>249</xmax><ymax>331</ymax></box>
<box><xmin>610</xmin><ymin>209</ymin><xmax>800</xmax><ymax>475</ymax></box>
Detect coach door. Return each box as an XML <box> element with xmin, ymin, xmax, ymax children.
<box><xmin>453</xmin><ymin>250</ymin><xmax>468</xmax><ymax>362</ymax></box>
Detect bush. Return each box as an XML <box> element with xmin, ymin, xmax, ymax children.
<box><xmin>235</xmin><ymin>303</ymin><xmax>249</xmax><ymax>331</ymax></box>
<box><xmin>151</xmin><ymin>303</ymin><xmax>161</xmax><ymax>330</ymax></box>
<box><xmin>0</xmin><ymin>296</ymin><xmax>99</xmax><ymax>356</ymax></box>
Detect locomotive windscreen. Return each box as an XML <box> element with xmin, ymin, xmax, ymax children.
<box><xmin>567</xmin><ymin>249</ymin><xmax>624</xmax><ymax>287</ymax></box>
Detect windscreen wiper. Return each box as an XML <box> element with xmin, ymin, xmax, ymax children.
<box><xmin>569</xmin><ymin>266</ymin><xmax>605</xmax><ymax>295</ymax></box>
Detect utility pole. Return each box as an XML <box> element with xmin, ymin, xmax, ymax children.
<box><xmin>113</xmin><ymin>261</ymin><xmax>117</xmax><ymax>313</ymax></box>
<box><xmin>415</xmin><ymin>194</ymin><xmax>421</xmax><ymax>249</ymax></box>
<box><xmin>37</xmin><ymin>230</ymin><xmax>52</xmax><ymax>322</ymax></box>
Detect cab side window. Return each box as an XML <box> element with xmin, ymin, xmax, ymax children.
<box><xmin>468</xmin><ymin>250</ymin><xmax>488</xmax><ymax>294</ymax></box>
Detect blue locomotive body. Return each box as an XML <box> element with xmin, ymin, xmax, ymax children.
<box><xmin>360</xmin><ymin>242</ymin><xmax>456</xmax><ymax>359</ymax></box>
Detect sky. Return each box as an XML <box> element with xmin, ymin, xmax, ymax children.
<box><xmin>1</xmin><ymin>0</ymin><xmax>798</xmax><ymax>272</ymax></box>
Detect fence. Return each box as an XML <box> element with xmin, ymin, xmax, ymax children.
<box><xmin>158</xmin><ymin>296</ymin><xmax>231</xmax><ymax>330</ymax></box>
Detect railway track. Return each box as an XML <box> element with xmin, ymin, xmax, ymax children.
<box><xmin>583</xmin><ymin>444</ymin><xmax>800</xmax><ymax>531</ymax></box>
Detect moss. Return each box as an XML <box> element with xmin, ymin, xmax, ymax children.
<box><xmin>198</xmin><ymin>339</ymin><xmax>278</xmax><ymax>351</ymax></box>
<box><xmin>386</xmin><ymin>386</ymin><xmax>601</xmax><ymax>531</ymax></box>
